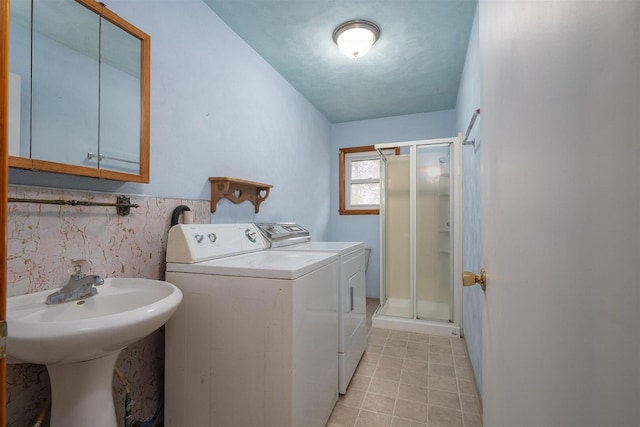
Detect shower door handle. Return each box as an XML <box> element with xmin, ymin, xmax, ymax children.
<box><xmin>463</xmin><ymin>269</ymin><xmax>487</xmax><ymax>291</ymax></box>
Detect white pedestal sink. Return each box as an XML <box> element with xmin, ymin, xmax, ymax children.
<box><xmin>7</xmin><ymin>278</ymin><xmax>183</xmax><ymax>427</ymax></box>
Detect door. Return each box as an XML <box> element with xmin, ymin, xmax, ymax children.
<box><xmin>480</xmin><ymin>2</ymin><xmax>640</xmax><ymax>426</ymax></box>
<box><xmin>1</xmin><ymin>0</ymin><xmax>9</xmax><ymax>424</ymax></box>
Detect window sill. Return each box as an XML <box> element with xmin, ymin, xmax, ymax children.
<box><xmin>339</xmin><ymin>209</ymin><xmax>379</xmax><ymax>215</ymax></box>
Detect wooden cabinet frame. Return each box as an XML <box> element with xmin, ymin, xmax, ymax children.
<box><xmin>8</xmin><ymin>0</ymin><xmax>150</xmax><ymax>183</ymax></box>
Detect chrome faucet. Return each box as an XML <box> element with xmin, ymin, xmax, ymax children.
<box><xmin>46</xmin><ymin>260</ymin><xmax>104</xmax><ymax>305</ymax></box>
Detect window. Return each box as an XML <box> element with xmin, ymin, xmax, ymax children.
<box><xmin>339</xmin><ymin>145</ymin><xmax>398</xmax><ymax>215</ymax></box>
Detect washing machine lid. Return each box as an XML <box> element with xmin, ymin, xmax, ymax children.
<box><xmin>272</xmin><ymin>241</ymin><xmax>364</xmax><ymax>255</ymax></box>
<box><xmin>166</xmin><ymin>250</ymin><xmax>338</xmax><ymax>280</ymax></box>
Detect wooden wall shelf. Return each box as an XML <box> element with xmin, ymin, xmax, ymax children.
<box><xmin>209</xmin><ymin>177</ymin><xmax>273</xmax><ymax>213</ymax></box>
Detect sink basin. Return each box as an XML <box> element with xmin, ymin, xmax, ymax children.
<box><xmin>7</xmin><ymin>278</ymin><xmax>183</xmax><ymax>427</ymax></box>
<box><xmin>8</xmin><ymin>278</ymin><xmax>183</xmax><ymax>365</ymax></box>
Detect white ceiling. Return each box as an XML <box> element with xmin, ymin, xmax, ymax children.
<box><xmin>203</xmin><ymin>0</ymin><xmax>477</xmax><ymax>123</ymax></box>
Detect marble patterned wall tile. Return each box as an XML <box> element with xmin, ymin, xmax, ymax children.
<box><xmin>6</xmin><ymin>185</ymin><xmax>210</xmax><ymax>427</ymax></box>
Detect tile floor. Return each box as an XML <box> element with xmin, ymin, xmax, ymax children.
<box><xmin>326</xmin><ymin>299</ymin><xmax>482</xmax><ymax>427</ymax></box>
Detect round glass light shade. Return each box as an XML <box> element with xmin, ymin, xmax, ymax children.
<box><xmin>333</xmin><ymin>20</ymin><xmax>380</xmax><ymax>59</ymax></box>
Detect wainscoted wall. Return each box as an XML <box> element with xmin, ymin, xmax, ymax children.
<box><xmin>6</xmin><ymin>185</ymin><xmax>210</xmax><ymax>427</ymax></box>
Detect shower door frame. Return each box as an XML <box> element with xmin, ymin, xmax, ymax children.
<box><xmin>376</xmin><ymin>136</ymin><xmax>463</xmax><ymax>335</ymax></box>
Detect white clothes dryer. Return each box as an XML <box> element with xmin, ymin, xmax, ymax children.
<box><xmin>255</xmin><ymin>223</ymin><xmax>367</xmax><ymax>394</ymax></box>
<box><xmin>164</xmin><ymin>224</ymin><xmax>339</xmax><ymax>427</ymax></box>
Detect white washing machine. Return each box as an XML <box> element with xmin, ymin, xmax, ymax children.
<box><xmin>164</xmin><ymin>223</ymin><xmax>339</xmax><ymax>427</ymax></box>
<box><xmin>255</xmin><ymin>223</ymin><xmax>367</xmax><ymax>394</ymax></box>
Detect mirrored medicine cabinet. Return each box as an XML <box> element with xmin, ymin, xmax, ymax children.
<box><xmin>9</xmin><ymin>0</ymin><xmax>150</xmax><ymax>182</ymax></box>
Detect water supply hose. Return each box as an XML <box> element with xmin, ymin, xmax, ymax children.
<box><xmin>115</xmin><ymin>366</ymin><xmax>134</xmax><ymax>427</ymax></box>
<box><xmin>170</xmin><ymin>205</ymin><xmax>192</xmax><ymax>227</ymax></box>
<box><xmin>32</xmin><ymin>397</ymin><xmax>50</xmax><ymax>427</ymax></box>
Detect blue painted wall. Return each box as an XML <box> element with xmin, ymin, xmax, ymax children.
<box><xmin>456</xmin><ymin>6</ymin><xmax>482</xmax><ymax>396</ymax></box>
<box><xmin>330</xmin><ymin>110</ymin><xmax>457</xmax><ymax>298</ymax></box>
<box><xmin>11</xmin><ymin>0</ymin><xmax>479</xmax><ymax>301</ymax></box>
<box><xmin>9</xmin><ymin>0</ymin><xmax>333</xmax><ymax>239</ymax></box>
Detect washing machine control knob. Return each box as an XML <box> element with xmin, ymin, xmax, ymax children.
<box><xmin>194</xmin><ymin>234</ymin><xmax>204</xmax><ymax>243</ymax></box>
<box><xmin>208</xmin><ymin>233</ymin><xmax>217</xmax><ymax>243</ymax></box>
<box><xmin>245</xmin><ymin>228</ymin><xmax>257</xmax><ymax>243</ymax></box>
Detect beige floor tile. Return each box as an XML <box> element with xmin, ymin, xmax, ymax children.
<box><xmin>405</xmin><ymin>349</ymin><xmax>429</xmax><ymax>361</ymax></box>
<box><xmin>388</xmin><ymin>330</ymin><xmax>410</xmax><ymax>340</ymax></box>
<box><xmin>457</xmin><ymin>379</ymin><xmax>477</xmax><ymax>396</ymax></box>
<box><xmin>429</xmin><ymin>363</ymin><xmax>456</xmax><ymax>378</ymax></box>
<box><xmin>383</xmin><ymin>345</ymin><xmax>408</xmax><ymax>358</ymax></box>
<box><xmin>408</xmin><ymin>332</ymin><xmax>430</xmax><ymax>343</ymax></box>
<box><xmin>369</xmin><ymin>328</ymin><xmax>390</xmax><ymax>337</ymax></box>
<box><xmin>429</xmin><ymin>352</ymin><xmax>454</xmax><ymax>366</ymax></box>
<box><xmin>387</xmin><ymin>338</ymin><xmax>409</xmax><ymax>348</ymax></box>
<box><xmin>427</xmin><ymin>405</ymin><xmax>463</xmax><ymax>427</ymax></box>
<box><xmin>463</xmin><ymin>412</ymin><xmax>483</xmax><ymax>427</ymax></box>
<box><xmin>349</xmin><ymin>373</ymin><xmax>372</xmax><ymax>391</ymax></box>
<box><xmin>369</xmin><ymin>378</ymin><xmax>400</xmax><ymax>398</ymax></box>
<box><xmin>429</xmin><ymin>344</ymin><xmax>453</xmax><ymax>355</ymax></box>
<box><xmin>460</xmin><ymin>394</ymin><xmax>481</xmax><ymax>415</ymax></box>
<box><xmin>356</xmin><ymin>409</ymin><xmax>392</xmax><ymax>427</ymax></box>
<box><xmin>429</xmin><ymin>336</ymin><xmax>452</xmax><ymax>346</ymax></box>
<box><xmin>367</xmin><ymin>344</ymin><xmax>384</xmax><ymax>354</ymax></box>
<box><xmin>397</xmin><ymin>383</ymin><xmax>428</xmax><ymax>403</ymax></box>
<box><xmin>339</xmin><ymin>388</ymin><xmax>366</xmax><ymax>409</ymax></box>
<box><xmin>369</xmin><ymin>334</ymin><xmax>389</xmax><ymax>345</ymax></box>
<box><xmin>402</xmin><ymin>358</ymin><xmax>428</xmax><ymax>373</ymax></box>
<box><xmin>391</xmin><ymin>417</ymin><xmax>427</xmax><ymax>427</ymax></box>
<box><xmin>374</xmin><ymin>366</ymin><xmax>402</xmax><ymax>381</ymax></box>
<box><xmin>328</xmin><ymin>403</ymin><xmax>359</xmax><ymax>427</ymax></box>
<box><xmin>407</xmin><ymin>341</ymin><xmax>429</xmax><ymax>352</ymax></box>
<box><xmin>452</xmin><ymin>345</ymin><xmax>468</xmax><ymax>356</ymax></box>
<box><xmin>427</xmin><ymin>375</ymin><xmax>458</xmax><ymax>393</ymax></box>
<box><xmin>362</xmin><ymin>350</ymin><xmax>382</xmax><ymax>364</ymax></box>
<box><xmin>454</xmin><ymin>355</ymin><xmax>469</xmax><ymax>366</ymax></box>
<box><xmin>400</xmin><ymin>370</ymin><xmax>428</xmax><ymax>387</ymax></box>
<box><xmin>355</xmin><ymin>362</ymin><xmax>377</xmax><ymax>377</ymax></box>
<box><xmin>428</xmin><ymin>389</ymin><xmax>461</xmax><ymax>410</ymax></box>
<box><xmin>454</xmin><ymin>365</ymin><xmax>474</xmax><ymax>380</ymax></box>
<box><xmin>379</xmin><ymin>355</ymin><xmax>404</xmax><ymax>369</ymax></box>
<box><xmin>394</xmin><ymin>399</ymin><xmax>428</xmax><ymax>423</ymax></box>
<box><xmin>451</xmin><ymin>337</ymin><xmax>465</xmax><ymax>347</ymax></box>
<box><xmin>362</xmin><ymin>392</ymin><xmax>396</xmax><ymax>415</ymax></box>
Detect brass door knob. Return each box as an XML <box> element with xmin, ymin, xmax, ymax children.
<box><xmin>463</xmin><ymin>268</ymin><xmax>487</xmax><ymax>291</ymax></box>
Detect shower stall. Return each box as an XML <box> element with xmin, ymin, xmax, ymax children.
<box><xmin>373</xmin><ymin>137</ymin><xmax>462</xmax><ymax>337</ymax></box>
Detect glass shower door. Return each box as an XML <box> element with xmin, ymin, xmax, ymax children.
<box><xmin>415</xmin><ymin>144</ymin><xmax>453</xmax><ymax>322</ymax></box>
<box><xmin>381</xmin><ymin>154</ymin><xmax>411</xmax><ymax>318</ymax></box>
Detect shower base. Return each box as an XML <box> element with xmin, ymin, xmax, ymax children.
<box><xmin>373</xmin><ymin>298</ymin><xmax>460</xmax><ymax>338</ymax></box>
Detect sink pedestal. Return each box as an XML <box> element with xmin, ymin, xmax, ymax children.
<box><xmin>47</xmin><ymin>350</ymin><xmax>121</xmax><ymax>427</ymax></box>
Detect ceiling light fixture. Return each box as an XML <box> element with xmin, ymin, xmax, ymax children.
<box><xmin>332</xmin><ymin>20</ymin><xmax>380</xmax><ymax>59</ymax></box>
